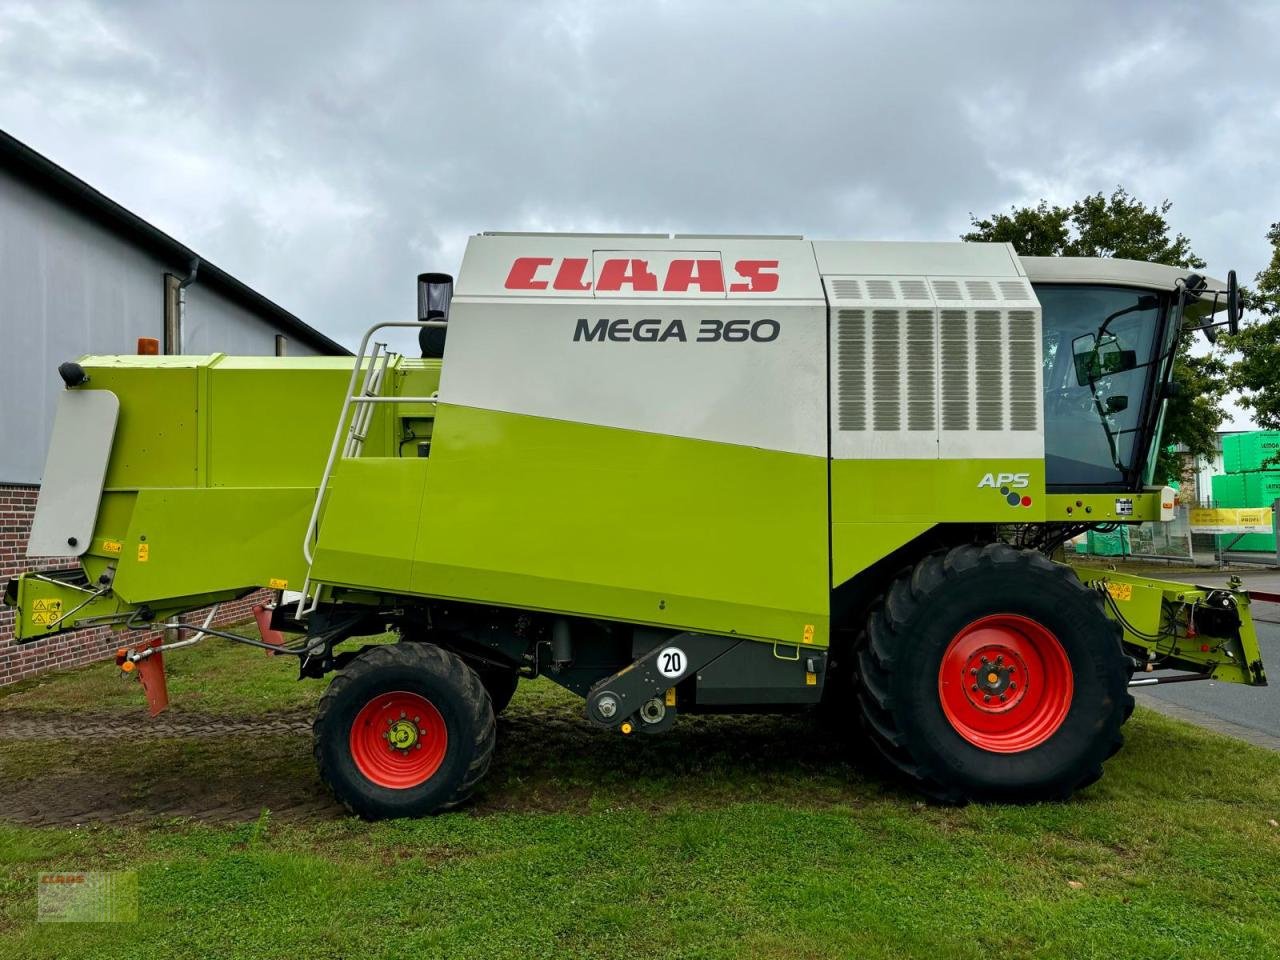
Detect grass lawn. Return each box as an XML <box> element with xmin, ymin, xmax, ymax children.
<box><xmin>1</xmin><ymin>633</ymin><xmax>1279</xmax><ymax>959</ymax></box>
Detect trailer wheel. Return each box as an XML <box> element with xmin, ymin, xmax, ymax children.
<box><xmin>855</xmin><ymin>543</ymin><xmax>1133</xmax><ymax>804</ymax></box>
<box><xmin>314</xmin><ymin>643</ymin><xmax>495</xmax><ymax>819</ymax></box>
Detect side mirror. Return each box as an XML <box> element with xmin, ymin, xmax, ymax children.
<box><xmin>1227</xmin><ymin>269</ymin><xmax>1241</xmax><ymax>335</ymax></box>
<box><xmin>1073</xmin><ymin>334</ymin><xmax>1137</xmax><ymax>385</ymax></box>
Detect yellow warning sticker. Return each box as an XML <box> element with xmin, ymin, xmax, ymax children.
<box><xmin>805</xmin><ymin>672</ymin><xmax>817</xmax><ymax>686</ymax></box>
<box><xmin>1106</xmin><ymin>582</ymin><xmax>1133</xmax><ymax>602</ymax></box>
<box><xmin>102</xmin><ymin>539</ymin><xmax>122</xmax><ymax>555</ymax></box>
<box><xmin>32</xmin><ymin>611</ymin><xmax>60</xmax><ymax>625</ymax></box>
<box><xmin>32</xmin><ymin>598</ymin><xmax>62</xmax><ymax>613</ymax></box>
<box><xmin>802</xmin><ymin>623</ymin><xmax>815</xmax><ymax>644</ymax></box>
<box><xmin>268</xmin><ymin>578</ymin><xmax>288</xmax><ymax>590</ymax></box>
<box><xmin>137</xmin><ymin>543</ymin><xmax>150</xmax><ymax>563</ymax></box>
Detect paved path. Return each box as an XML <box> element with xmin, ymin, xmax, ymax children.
<box><xmin>1131</xmin><ymin>567</ymin><xmax>1280</xmax><ymax>750</ymax></box>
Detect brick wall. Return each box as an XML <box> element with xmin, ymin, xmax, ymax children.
<box><xmin>1</xmin><ymin>482</ymin><xmax>267</xmax><ymax>686</ymax></box>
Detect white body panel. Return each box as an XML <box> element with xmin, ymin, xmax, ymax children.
<box><xmin>446</xmin><ymin>234</ymin><xmax>1061</xmax><ymax>461</ymax></box>
<box><xmin>446</xmin><ymin>234</ymin><xmax>827</xmax><ymax>456</ymax></box>
<box><xmin>442</xmin><ymin>298</ymin><xmax>829</xmax><ymax>456</ymax></box>
<box><xmin>28</xmin><ymin>389</ymin><xmax>118</xmax><ymax>557</ymax></box>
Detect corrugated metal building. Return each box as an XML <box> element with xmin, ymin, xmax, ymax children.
<box><xmin>0</xmin><ymin>129</ymin><xmax>349</xmax><ymax>684</ymax></box>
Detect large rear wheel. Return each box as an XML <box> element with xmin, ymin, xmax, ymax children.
<box><xmin>855</xmin><ymin>543</ymin><xmax>1132</xmax><ymax>803</ymax></box>
<box><xmin>314</xmin><ymin>643</ymin><xmax>495</xmax><ymax>819</ymax></box>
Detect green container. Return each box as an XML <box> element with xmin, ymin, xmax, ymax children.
<box><xmin>1228</xmin><ymin>532</ymin><xmax>1277</xmax><ymax>553</ymax></box>
<box><xmin>1243</xmin><ymin>471</ymin><xmax>1280</xmax><ymax>508</ymax></box>
<box><xmin>1225</xmin><ymin>431</ymin><xmax>1280</xmax><ymax>474</ymax></box>
<box><xmin>1211</xmin><ymin>473</ymin><xmax>1245</xmax><ymax>507</ymax></box>
<box><xmin>1087</xmin><ymin>527</ymin><xmax>1131</xmax><ymax>556</ymax></box>
<box><xmin>1223</xmin><ymin>434</ymin><xmax>1245</xmax><ymax>474</ymax></box>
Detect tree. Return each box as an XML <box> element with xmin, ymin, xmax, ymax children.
<box><xmin>963</xmin><ymin>188</ymin><xmax>1227</xmax><ymax>483</ymax></box>
<box><xmin>1222</xmin><ymin>223</ymin><xmax>1280</xmax><ymax>429</ymax></box>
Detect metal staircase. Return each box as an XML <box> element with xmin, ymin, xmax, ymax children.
<box><xmin>296</xmin><ymin>320</ymin><xmax>446</xmax><ymax>617</ymax></box>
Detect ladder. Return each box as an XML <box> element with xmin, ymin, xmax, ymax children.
<box><xmin>296</xmin><ymin>320</ymin><xmax>447</xmax><ymax>617</ymax></box>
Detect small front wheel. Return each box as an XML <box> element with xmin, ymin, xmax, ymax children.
<box><xmin>314</xmin><ymin>643</ymin><xmax>495</xmax><ymax>819</ymax></box>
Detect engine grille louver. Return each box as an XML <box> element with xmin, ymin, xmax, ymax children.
<box><xmin>826</xmin><ymin>274</ymin><xmax>1042</xmax><ymax>459</ymax></box>
<box><xmin>905</xmin><ymin>309</ymin><xmax>936</xmax><ymax>431</ymax></box>
<box><xmin>974</xmin><ymin>310</ymin><xmax>1004</xmax><ymax>430</ymax></box>
<box><xmin>835</xmin><ymin>309</ymin><xmax>867</xmax><ymax>430</ymax></box>
<box><xmin>1007</xmin><ymin>310</ymin><xmax>1038</xmax><ymax>430</ymax></box>
<box><xmin>871</xmin><ymin>310</ymin><xmax>902</xmax><ymax>430</ymax></box>
<box><xmin>939</xmin><ymin>309</ymin><xmax>969</xmax><ymax>431</ymax></box>
<box><xmin>829</xmin><ymin>279</ymin><xmax>863</xmax><ymax>300</ymax></box>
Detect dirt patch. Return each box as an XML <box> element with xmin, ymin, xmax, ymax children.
<box><xmin>0</xmin><ymin>767</ymin><xmax>342</xmax><ymax>828</ymax></box>
<box><xmin>0</xmin><ymin>709</ymin><xmax>312</xmax><ymax>741</ymax></box>
<box><xmin>0</xmin><ymin>709</ymin><xmax>337</xmax><ymax>827</ymax></box>
<box><xmin>0</xmin><ymin>703</ymin><xmax>876</xmax><ymax>828</ymax></box>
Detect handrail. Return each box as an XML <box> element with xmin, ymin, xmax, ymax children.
<box><xmin>301</xmin><ymin>320</ymin><xmax>448</xmax><ymax>567</ymax></box>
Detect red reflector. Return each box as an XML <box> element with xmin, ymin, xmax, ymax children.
<box><xmin>137</xmin><ymin>337</ymin><xmax>160</xmax><ymax>355</ymax></box>
<box><xmin>1201</xmin><ymin>644</ymin><xmax>1210</xmax><ymax>653</ymax></box>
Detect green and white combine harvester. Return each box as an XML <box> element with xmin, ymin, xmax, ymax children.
<box><xmin>4</xmin><ymin>234</ymin><xmax>1268</xmax><ymax>818</ymax></box>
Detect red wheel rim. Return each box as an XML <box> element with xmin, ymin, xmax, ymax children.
<box><xmin>349</xmin><ymin>691</ymin><xmax>448</xmax><ymax>789</ymax></box>
<box><xmin>938</xmin><ymin>614</ymin><xmax>1072</xmax><ymax>753</ymax></box>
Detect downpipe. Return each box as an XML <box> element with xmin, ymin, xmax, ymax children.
<box><xmin>172</xmin><ymin>258</ymin><xmax>200</xmax><ymax>354</ymax></box>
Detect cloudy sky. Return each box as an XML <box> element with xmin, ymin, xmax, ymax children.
<box><xmin>1</xmin><ymin>0</ymin><xmax>1277</xmax><ymax>391</ymax></box>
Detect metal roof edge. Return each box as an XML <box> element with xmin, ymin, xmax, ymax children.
<box><xmin>0</xmin><ymin>128</ymin><xmax>350</xmax><ymax>356</ymax></box>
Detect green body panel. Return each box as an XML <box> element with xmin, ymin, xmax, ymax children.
<box><xmin>8</xmin><ymin>355</ymin><xmax>373</xmax><ymax>639</ymax></box>
<box><xmin>412</xmin><ymin>402</ymin><xmax>831</xmax><ymax>647</ymax></box>
<box><xmin>112</xmin><ymin>488</ymin><xmax>317</xmax><ymax>603</ymax></box>
<box><xmin>829</xmin><ymin>458</ymin><xmax>1042</xmax><ymax>584</ymax></box>
<box><xmin>1043</xmin><ymin>492</ymin><xmax>1165</xmax><ymax>523</ymax></box>
<box><xmin>311</xmin><ymin>459</ymin><xmax>426</xmax><ymax>595</ymax></box>
<box><xmin>2</xmin><ymin>355</ymin><xmax>1266</xmax><ymax>687</ymax></box>
<box><xmin>312</xmin><ymin>403</ymin><xmax>830</xmax><ymax>647</ymax></box>
<box><xmin>8</xmin><ymin>573</ymin><xmax>242</xmax><ymax>641</ymax></box>
<box><xmin>1076</xmin><ymin>566</ymin><xmax>1267</xmax><ymax>685</ymax></box>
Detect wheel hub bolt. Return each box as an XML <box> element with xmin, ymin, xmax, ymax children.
<box><xmin>983</xmin><ymin>694</ymin><xmax>991</xmax><ymax>703</ymax></box>
<box><xmin>598</xmin><ymin>695</ymin><xmax>618</xmax><ymax>719</ymax></box>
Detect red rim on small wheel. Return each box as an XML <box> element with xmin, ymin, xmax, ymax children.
<box><xmin>938</xmin><ymin>614</ymin><xmax>1073</xmax><ymax>753</ymax></box>
<box><xmin>349</xmin><ymin>691</ymin><xmax>448</xmax><ymax>788</ymax></box>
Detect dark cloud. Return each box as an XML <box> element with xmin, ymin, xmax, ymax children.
<box><xmin>2</xmin><ymin>0</ymin><xmax>1277</xmax><ymax>377</ymax></box>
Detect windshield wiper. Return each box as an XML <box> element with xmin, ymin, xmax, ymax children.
<box><xmin>1085</xmin><ymin>378</ymin><xmax>1127</xmax><ymax>476</ymax></box>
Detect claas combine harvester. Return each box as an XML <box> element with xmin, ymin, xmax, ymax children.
<box><xmin>4</xmin><ymin>234</ymin><xmax>1267</xmax><ymax>819</ymax></box>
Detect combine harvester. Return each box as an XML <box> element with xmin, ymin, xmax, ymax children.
<box><xmin>5</xmin><ymin>234</ymin><xmax>1266</xmax><ymax>818</ymax></box>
